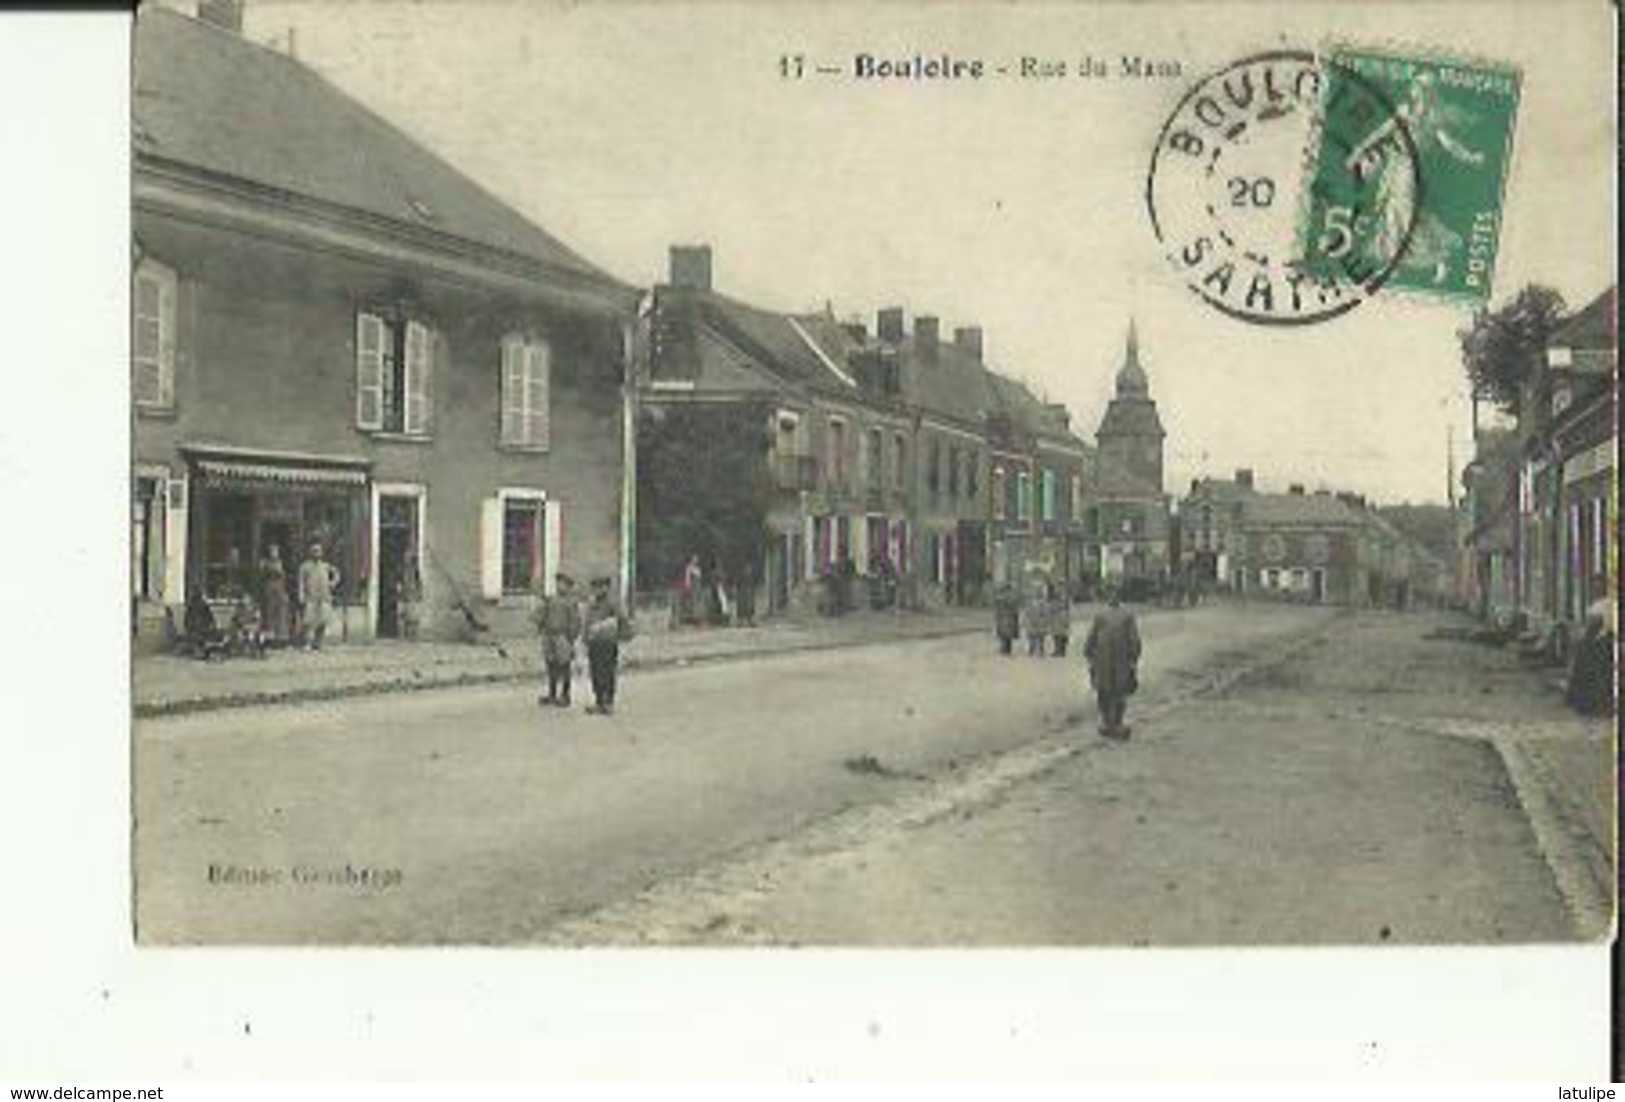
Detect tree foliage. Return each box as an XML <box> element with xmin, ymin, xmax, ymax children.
<box><xmin>635</xmin><ymin>402</ymin><xmax>774</xmax><ymax>591</ymax></box>
<box><xmin>1458</xmin><ymin>284</ymin><xmax>1567</xmax><ymax>414</ymax></box>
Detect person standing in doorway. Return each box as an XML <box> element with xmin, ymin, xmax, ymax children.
<box><xmin>297</xmin><ymin>541</ymin><xmax>340</xmax><ymax>651</ymax></box>
<box><xmin>1084</xmin><ymin>585</ymin><xmax>1142</xmax><ymax>739</ymax></box>
<box><xmin>532</xmin><ymin>573</ymin><xmax>581</xmax><ymax>708</ymax></box>
<box><xmin>259</xmin><ymin>543</ymin><xmax>291</xmax><ymax>647</ymax></box>
<box><xmin>583</xmin><ymin>576</ymin><xmax>631</xmax><ymax>715</ymax></box>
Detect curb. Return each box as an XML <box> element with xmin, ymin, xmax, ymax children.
<box><xmin>133</xmin><ymin>623</ymin><xmax>984</xmax><ymax>719</ymax></box>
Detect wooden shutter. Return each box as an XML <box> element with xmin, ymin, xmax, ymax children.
<box><xmin>355</xmin><ymin>313</ymin><xmax>385</xmax><ymax>430</ymax></box>
<box><xmin>163</xmin><ymin>475</ymin><xmax>188</xmax><ymax>604</ymax></box>
<box><xmin>404</xmin><ymin>321</ymin><xmax>431</xmax><ymax>435</ymax></box>
<box><xmin>479</xmin><ymin>497</ymin><xmax>503</xmax><ymax>600</ymax></box>
<box><xmin>543</xmin><ymin>499</ymin><xmax>562</xmax><ymax>595</ymax></box>
<box><xmin>527</xmin><ymin>340</ymin><xmax>550</xmax><ymax>449</ymax></box>
<box><xmin>500</xmin><ymin>337</ymin><xmax>523</xmax><ymax>445</ymax></box>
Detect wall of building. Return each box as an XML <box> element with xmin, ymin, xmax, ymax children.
<box><xmin>133</xmin><ymin>209</ymin><xmax>627</xmax><ymax>643</ymax></box>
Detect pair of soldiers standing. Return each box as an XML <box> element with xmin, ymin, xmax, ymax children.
<box><xmin>532</xmin><ymin>574</ymin><xmax>631</xmax><ymax>716</ymax></box>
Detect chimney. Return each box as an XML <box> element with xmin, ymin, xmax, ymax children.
<box><xmin>877</xmin><ymin>307</ymin><xmax>905</xmax><ymax>345</ymax></box>
<box><xmin>1191</xmin><ymin>478</ymin><xmax>1201</xmax><ymax>494</ymax></box>
<box><xmin>1235</xmin><ymin>468</ymin><xmax>1254</xmax><ymax>490</ymax></box>
<box><xmin>841</xmin><ymin>319</ymin><xmax>869</xmax><ymax>343</ymax></box>
<box><xmin>198</xmin><ymin>0</ymin><xmax>245</xmax><ymax>32</ymax></box>
<box><xmin>669</xmin><ymin>245</ymin><xmax>713</xmax><ymax>292</ymax></box>
<box><xmin>915</xmin><ymin>315</ymin><xmax>940</xmax><ymax>362</ymax></box>
<box><xmin>1288</xmin><ymin>483</ymin><xmax>1305</xmax><ymax>496</ymax></box>
<box><xmin>1044</xmin><ymin>402</ymin><xmax>1071</xmax><ymax>430</ymax></box>
<box><xmin>954</xmin><ymin>326</ymin><xmax>984</xmax><ymax>362</ymax></box>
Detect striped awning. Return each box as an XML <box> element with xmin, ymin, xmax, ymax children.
<box><xmin>194</xmin><ymin>458</ymin><xmax>369</xmax><ymax>490</ymax></box>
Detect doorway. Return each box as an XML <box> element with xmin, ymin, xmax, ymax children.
<box><xmin>1310</xmin><ymin>568</ymin><xmax>1327</xmax><ymax>605</ymax></box>
<box><xmin>376</xmin><ymin>493</ymin><xmax>421</xmax><ymax>638</ymax></box>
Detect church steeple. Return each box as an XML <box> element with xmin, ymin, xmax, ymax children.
<box><xmin>1116</xmin><ymin>318</ymin><xmax>1149</xmax><ymax>398</ymax></box>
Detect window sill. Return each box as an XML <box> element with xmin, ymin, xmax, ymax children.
<box><xmin>135</xmin><ymin>404</ymin><xmax>178</xmax><ymax>421</ymax></box>
<box><xmin>498</xmin><ymin>442</ymin><xmax>552</xmax><ymax>455</ymax></box>
<box><xmin>366</xmin><ymin>431</ymin><xmax>434</xmax><ymax>445</ymax></box>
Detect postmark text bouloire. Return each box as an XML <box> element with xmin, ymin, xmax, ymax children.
<box><xmin>1147</xmin><ymin>50</ymin><xmax>1423</xmax><ymax>326</ymax></box>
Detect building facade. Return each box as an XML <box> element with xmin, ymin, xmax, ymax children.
<box><xmin>1089</xmin><ymin>324</ymin><xmax>1171</xmax><ymax>584</ymax></box>
<box><xmin>132</xmin><ymin>6</ymin><xmax>636</xmax><ymax>648</ymax></box>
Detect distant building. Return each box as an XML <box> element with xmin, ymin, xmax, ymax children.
<box><xmin>984</xmin><ymin>375</ymin><xmax>1094</xmax><ymax>595</ymax></box>
<box><xmin>131</xmin><ymin>7</ymin><xmax>637</xmax><ymax>648</ymax></box>
<box><xmin>1089</xmin><ymin>323</ymin><xmax>1171</xmax><ymax>583</ymax></box>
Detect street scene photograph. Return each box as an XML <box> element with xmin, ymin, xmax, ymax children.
<box><xmin>128</xmin><ymin>0</ymin><xmax>1615</xmax><ymax>951</ymax></box>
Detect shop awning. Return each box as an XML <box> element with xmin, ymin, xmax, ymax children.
<box><xmin>191</xmin><ymin>454</ymin><xmax>370</xmax><ymax>491</ymax></box>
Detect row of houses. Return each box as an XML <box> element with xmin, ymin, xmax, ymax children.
<box><xmin>1460</xmin><ymin>286</ymin><xmax>1617</xmax><ymax>651</ymax></box>
<box><xmin>130</xmin><ymin>3</ymin><xmax>1175</xmax><ymax>648</ymax></box>
<box><xmin>633</xmin><ymin>247</ymin><xmax>1177</xmax><ymax>615</ymax></box>
<box><xmin>1176</xmin><ymin>470</ymin><xmax>1452</xmax><ymax>607</ymax></box>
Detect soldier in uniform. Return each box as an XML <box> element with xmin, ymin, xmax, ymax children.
<box><xmin>583</xmin><ymin>576</ymin><xmax>632</xmax><ymax>715</ymax></box>
<box><xmin>532</xmin><ymin>573</ymin><xmax>581</xmax><ymax>708</ymax></box>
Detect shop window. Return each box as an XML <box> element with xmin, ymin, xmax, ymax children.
<box><xmin>133</xmin><ymin>259</ymin><xmax>176</xmax><ymax>409</ymax></box>
<box><xmin>357</xmin><ymin>311</ymin><xmax>434</xmax><ymax>435</ymax></box>
<box><xmin>500</xmin><ymin>333</ymin><xmax>550</xmax><ymax>449</ymax></box>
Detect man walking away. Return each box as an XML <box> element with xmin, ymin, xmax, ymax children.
<box><xmin>297</xmin><ymin>541</ymin><xmax>340</xmax><ymax>651</ymax></box>
<box><xmin>584</xmin><ymin>576</ymin><xmax>632</xmax><ymax>715</ymax></box>
<box><xmin>993</xmin><ymin>582</ymin><xmax>1019</xmax><ymax>656</ymax></box>
<box><xmin>1084</xmin><ymin>585</ymin><xmax>1142</xmax><ymax>739</ymax></box>
<box><xmin>533</xmin><ymin>573</ymin><xmax>581</xmax><ymax>708</ymax></box>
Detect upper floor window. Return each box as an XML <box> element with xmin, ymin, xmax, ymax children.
<box><xmin>992</xmin><ymin>466</ymin><xmax>1008</xmax><ymax>520</ymax></box>
<box><xmin>133</xmin><ymin>259</ymin><xmax>177</xmax><ymax>409</ymax></box>
<box><xmin>866</xmin><ymin>427</ymin><xmax>884</xmax><ymax>488</ymax></box>
<box><xmin>947</xmin><ymin>445</ymin><xmax>961</xmax><ymax>498</ymax></box>
<box><xmin>893</xmin><ymin>432</ymin><xmax>908</xmax><ymax>491</ymax></box>
<box><xmin>357</xmin><ymin>310</ymin><xmax>434</xmax><ymax>436</ymax></box>
<box><xmin>1016</xmin><ymin>470</ymin><xmax>1033</xmax><ymax>522</ymax></box>
<box><xmin>966</xmin><ymin>451</ymin><xmax>980</xmax><ymax>500</ymax></box>
<box><xmin>500</xmin><ymin>334</ymin><xmax>551</xmax><ymax>449</ymax></box>
<box><xmin>826</xmin><ymin>417</ymin><xmax>848</xmax><ymax>486</ymax></box>
<box><xmin>1039</xmin><ymin>469</ymin><xmax>1057</xmax><ymax>521</ymax></box>
<box><xmin>927</xmin><ymin>439</ymin><xmax>942</xmax><ymax>497</ymax></box>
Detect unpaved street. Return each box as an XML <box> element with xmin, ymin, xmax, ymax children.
<box><xmin>133</xmin><ymin>603</ymin><xmax>1610</xmax><ymax>946</ymax></box>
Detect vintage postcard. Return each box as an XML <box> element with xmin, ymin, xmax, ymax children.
<box><xmin>129</xmin><ymin>0</ymin><xmax>1614</xmax><ymax>964</ymax></box>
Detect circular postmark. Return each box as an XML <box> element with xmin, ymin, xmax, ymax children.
<box><xmin>1146</xmin><ymin>50</ymin><xmax>1422</xmax><ymax>325</ymax></box>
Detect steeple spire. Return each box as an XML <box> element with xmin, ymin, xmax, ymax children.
<box><xmin>1115</xmin><ymin>318</ymin><xmax>1149</xmax><ymax>397</ymax></box>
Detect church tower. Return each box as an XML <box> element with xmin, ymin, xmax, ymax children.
<box><xmin>1094</xmin><ymin>320</ymin><xmax>1165</xmax><ymax>497</ymax></box>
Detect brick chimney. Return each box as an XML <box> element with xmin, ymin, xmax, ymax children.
<box><xmin>669</xmin><ymin>245</ymin><xmax>713</xmax><ymax>292</ymax></box>
<box><xmin>1288</xmin><ymin>483</ymin><xmax>1305</xmax><ymax>495</ymax></box>
<box><xmin>953</xmin><ymin>326</ymin><xmax>984</xmax><ymax>362</ymax></box>
<box><xmin>877</xmin><ymin>306</ymin><xmax>905</xmax><ymax>345</ymax></box>
<box><xmin>1235</xmin><ymin>468</ymin><xmax>1254</xmax><ymax>490</ymax></box>
<box><xmin>915</xmin><ymin>315</ymin><xmax>940</xmax><ymax>362</ymax></box>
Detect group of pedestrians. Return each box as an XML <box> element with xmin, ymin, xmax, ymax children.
<box><xmin>532</xmin><ymin>574</ymin><xmax>633</xmax><ymax>716</ymax></box>
<box><xmin>176</xmin><ymin>540</ymin><xmax>343</xmax><ymax>659</ymax></box>
<box><xmin>994</xmin><ymin>579</ymin><xmax>1143</xmax><ymax>741</ymax></box>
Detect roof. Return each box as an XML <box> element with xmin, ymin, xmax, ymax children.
<box><xmin>1241</xmin><ymin>492</ymin><xmax>1365</xmax><ymax>528</ymax></box>
<box><xmin>699</xmin><ymin>293</ymin><xmax>857</xmax><ymax>394</ymax></box>
<box><xmin>1550</xmin><ymin>286</ymin><xmax>1616</xmax><ymax>351</ymax></box>
<box><xmin>1096</xmin><ymin>393</ymin><xmax>1166</xmax><ymax>439</ymax></box>
<box><xmin>1186</xmin><ymin>477</ymin><xmax>1253</xmax><ymax>504</ymax></box>
<box><xmin>903</xmin><ymin>339</ymin><xmax>995</xmax><ymax>427</ymax></box>
<box><xmin>984</xmin><ymin>372</ymin><xmax>1087</xmax><ymax>452</ymax></box>
<box><xmin>134</xmin><ymin>9</ymin><xmax>627</xmax><ymax>290</ymax></box>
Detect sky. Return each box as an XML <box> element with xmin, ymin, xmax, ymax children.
<box><xmin>243</xmin><ymin>0</ymin><xmax>1615</xmax><ymax>505</ymax></box>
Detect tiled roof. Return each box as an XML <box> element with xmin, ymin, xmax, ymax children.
<box><xmin>134</xmin><ymin>9</ymin><xmax>628</xmax><ymax>290</ymax></box>
<box><xmin>1550</xmin><ymin>286</ymin><xmax>1616</xmax><ymax>351</ymax></box>
<box><xmin>1096</xmin><ymin>394</ymin><xmax>1165</xmax><ymax>439</ymax></box>
<box><xmin>902</xmin><ymin>340</ymin><xmax>995</xmax><ymax>427</ymax></box>
<box><xmin>1242</xmin><ymin>492</ymin><xmax>1365</xmax><ymax>528</ymax></box>
<box><xmin>696</xmin><ymin>294</ymin><xmax>856</xmax><ymax>394</ymax></box>
<box><xmin>984</xmin><ymin>372</ymin><xmax>1090</xmax><ymax>452</ymax></box>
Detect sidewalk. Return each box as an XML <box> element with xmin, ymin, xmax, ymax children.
<box><xmin>133</xmin><ymin>606</ymin><xmax>989</xmax><ymax>717</ymax></box>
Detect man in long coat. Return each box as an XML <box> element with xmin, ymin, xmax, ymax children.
<box><xmin>532</xmin><ymin>573</ymin><xmax>581</xmax><ymax>708</ymax></box>
<box><xmin>1084</xmin><ymin>586</ymin><xmax>1142</xmax><ymax>739</ymax></box>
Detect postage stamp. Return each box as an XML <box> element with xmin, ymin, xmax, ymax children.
<box><xmin>1298</xmin><ymin>46</ymin><xmax>1522</xmax><ymax>305</ymax></box>
<box><xmin>1146</xmin><ymin>50</ymin><xmax>1423</xmax><ymax>326</ymax></box>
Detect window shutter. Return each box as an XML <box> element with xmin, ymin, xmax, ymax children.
<box><xmin>543</xmin><ymin>499</ymin><xmax>562</xmax><ymax>595</ymax></box>
<box><xmin>500</xmin><ymin>337</ymin><xmax>521</xmax><ymax>445</ymax></box>
<box><xmin>157</xmin><ymin>273</ymin><xmax>176</xmax><ymax>406</ymax></box>
<box><xmin>479</xmin><ymin>497</ymin><xmax>503</xmax><ymax>601</ymax></box>
<box><xmin>163</xmin><ymin>475</ymin><xmax>188</xmax><ymax>604</ymax></box>
<box><xmin>355</xmin><ymin>313</ymin><xmax>384</xmax><ymax>430</ymax></box>
<box><xmin>528</xmin><ymin>340</ymin><xmax>551</xmax><ymax>449</ymax></box>
<box><xmin>404</xmin><ymin>321</ymin><xmax>431</xmax><ymax>435</ymax></box>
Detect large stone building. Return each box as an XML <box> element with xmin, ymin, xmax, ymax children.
<box><xmin>131</xmin><ymin>5</ymin><xmax>637</xmax><ymax>648</ymax></box>
<box><xmin>1089</xmin><ymin>323</ymin><xmax>1171</xmax><ymax>584</ymax></box>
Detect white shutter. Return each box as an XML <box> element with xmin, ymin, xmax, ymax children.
<box><xmin>355</xmin><ymin>312</ymin><xmax>384</xmax><ymax>430</ymax></box>
<box><xmin>479</xmin><ymin>496</ymin><xmax>503</xmax><ymax>601</ymax></box>
<box><xmin>527</xmin><ymin>340</ymin><xmax>551</xmax><ymax>449</ymax></box>
<box><xmin>543</xmin><ymin>499</ymin><xmax>562</xmax><ymax>595</ymax></box>
<box><xmin>163</xmin><ymin>475</ymin><xmax>188</xmax><ymax>604</ymax></box>
<box><xmin>500</xmin><ymin>337</ymin><xmax>522</xmax><ymax>445</ymax></box>
<box><xmin>404</xmin><ymin>321</ymin><xmax>431</xmax><ymax>435</ymax></box>
<box><xmin>157</xmin><ymin>273</ymin><xmax>176</xmax><ymax>406</ymax></box>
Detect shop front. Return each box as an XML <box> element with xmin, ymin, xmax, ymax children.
<box><xmin>184</xmin><ymin>446</ymin><xmax>373</xmax><ymax>638</ymax></box>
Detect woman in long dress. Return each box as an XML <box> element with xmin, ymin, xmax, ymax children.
<box><xmin>259</xmin><ymin>543</ymin><xmax>291</xmax><ymax>646</ymax></box>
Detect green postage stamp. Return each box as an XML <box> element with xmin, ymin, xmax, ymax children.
<box><xmin>1300</xmin><ymin>46</ymin><xmax>1522</xmax><ymax>304</ymax></box>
